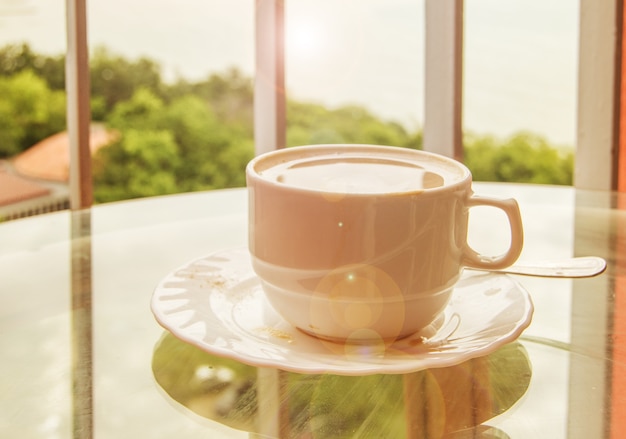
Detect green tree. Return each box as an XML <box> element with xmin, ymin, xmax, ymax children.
<box><xmin>464</xmin><ymin>132</ymin><xmax>574</xmax><ymax>185</ymax></box>
<box><xmin>106</xmin><ymin>86</ymin><xmax>165</xmax><ymax>131</ymax></box>
<box><xmin>0</xmin><ymin>43</ymin><xmax>65</xmax><ymax>90</ymax></box>
<box><xmin>161</xmin><ymin>94</ymin><xmax>223</xmax><ymax>191</ymax></box>
<box><xmin>0</xmin><ymin>70</ymin><xmax>66</xmax><ymax>157</ymax></box>
<box><xmin>166</xmin><ymin>68</ymin><xmax>254</xmax><ymax>136</ymax></box>
<box><xmin>286</xmin><ymin>101</ymin><xmax>420</xmax><ymax>149</ymax></box>
<box><xmin>0</xmin><ymin>44</ymin><xmax>578</xmax><ymax>204</ymax></box>
<box><xmin>90</xmin><ymin>46</ymin><xmax>164</xmax><ymax>114</ymax></box>
<box><xmin>160</xmin><ymin>94</ymin><xmax>253</xmax><ymax>191</ymax></box>
<box><xmin>93</xmin><ymin>87</ymin><xmax>253</xmax><ymax>202</ymax></box>
<box><xmin>94</xmin><ymin>88</ymin><xmax>178</xmax><ymax>201</ymax></box>
<box><xmin>0</xmin><ymin>43</ymin><xmax>165</xmax><ymax>121</ymax></box>
<box><xmin>93</xmin><ymin>129</ymin><xmax>180</xmax><ymax>202</ymax></box>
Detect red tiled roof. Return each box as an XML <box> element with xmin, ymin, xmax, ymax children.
<box><xmin>12</xmin><ymin>124</ymin><xmax>118</xmax><ymax>182</ymax></box>
<box><xmin>0</xmin><ymin>169</ymin><xmax>51</xmax><ymax>207</ymax></box>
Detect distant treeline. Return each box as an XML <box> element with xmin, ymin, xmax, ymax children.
<box><xmin>0</xmin><ymin>43</ymin><xmax>573</xmax><ymax>202</ymax></box>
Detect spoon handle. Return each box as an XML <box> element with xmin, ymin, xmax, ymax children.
<box><xmin>468</xmin><ymin>256</ymin><xmax>607</xmax><ymax>278</ymax></box>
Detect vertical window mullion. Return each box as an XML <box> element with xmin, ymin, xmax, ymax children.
<box><xmin>423</xmin><ymin>0</ymin><xmax>464</xmax><ymax>161</ymax></box>
<box><xmin>576</xmin><ymin>0</ymin><xmax>619</xmax><ymax>190</ymax></box>
<box><xmin>254</xmin><ymin>0</ymin><xmax>286</xmax><ymax>156</ymax></box>
<box><xmin>66</xmin><ymin>0</ymin><xmax>93</xmax><ymax>209</ymax></box>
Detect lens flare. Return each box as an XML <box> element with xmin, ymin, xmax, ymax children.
<box><xmin>308</xmin><ymin>264</ymin><xmax>406</xmax><ymax>345</ymax></box>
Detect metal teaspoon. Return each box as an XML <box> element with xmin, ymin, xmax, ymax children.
<box><xmin>467</xmin><ymin>256</ymin><xmax>607</xmax><ymax>278</ymax></box>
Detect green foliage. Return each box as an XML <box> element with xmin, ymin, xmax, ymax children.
<box><xmin>93</xmin><ymin>87</ymin><xmax>254</xmax><ymax>202</ymax></box>
<box><xmin>0</xmin><ymin>70</ymin><xmax>66</xmax><ymax>157</ymax></box>
<box><xmin>93</xmin><ymin>129</ymin><xmax>180</xmax><ymax>202</ymax></box>
<box><xmin>166</xmin><ymin>68</ymin><xmax>254</xmax><ymax>136</ymax></box>
<box><xmin>156</xmin><ymin>91</ymin><xmax>253</xmax><ymax>191</ymax></box>
<box><xmin>0</xmin><ymin>43</ymin><xmax>65</xmax><ymax>90</ymax></box>
<box><xmin>106</xmin><ymin>86</ymin><xmax>165</xmax><ymax>130</ymax></box>
<box><xmin>89</xmin><ymin>59</ymin><xmax>254</xmax><ymax>201</ymax></box>
<box><xmin>90</xmin><ymin>46</ymin><xmax>164</xmax><ymax>114</ymax></box>
<box><xmin>161</xmin><ymin>94</ymin><xmax>224</xmax><ymax>191</ymax></box>
<box><xmin>464</xmin><ymin>131</ymin><xmax>574</xmax><ymax>185</ymax></box>
<box><xmin>286</xmin><ymin>101</ymin><xmax>421</xmax><ymax>149</ymax></box>
<box><xmin>0</xmin><ymin>43</ymin><xmax>577</xmax><ymax>205</ymax></box>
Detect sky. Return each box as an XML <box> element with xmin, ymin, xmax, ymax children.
<box><xmin>0</xmin><ymin>0</ymin><xmax>579</xmax><ymax>145</ymax></box>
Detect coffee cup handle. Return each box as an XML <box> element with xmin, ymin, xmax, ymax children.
<box><xmin>462</xmin><ymin>195</ymin><xmax>524</xmax><ymax>270</ymax></box>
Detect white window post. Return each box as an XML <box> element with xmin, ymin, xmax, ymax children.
<box><xmin>423</xmin><ymin>0</ymin><xmax>464</xmax><ymax>161</ymax></box>
<box><xmin>254</xmin><ymin>0</ymin><xmax>286</xmax><ymax>155</ymax></box>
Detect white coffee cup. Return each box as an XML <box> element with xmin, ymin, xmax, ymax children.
<box><xmin>246</xmin><ymin>144</ymin><xmax>523</xmax><ymax>343</ymax></box>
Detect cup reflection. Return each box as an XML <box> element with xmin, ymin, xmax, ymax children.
<box><xmin>152</xmin><ymin>333</ymin><xmax>530</xmax><ymax>438</ymax></box>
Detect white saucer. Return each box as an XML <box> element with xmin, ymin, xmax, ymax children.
<box><xmin>151</xmin><ymin>247</ymin><xmax>534</xmax><ymax>376</ymax></box>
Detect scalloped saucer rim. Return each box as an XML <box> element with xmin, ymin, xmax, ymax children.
<box><xmin>151</xmin><ymin>247</ymin><xmax>534</xmax><ymax>376</ymax></box>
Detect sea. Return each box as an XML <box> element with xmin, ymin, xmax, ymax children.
<box><xmin>0</xmin><ymin>0</ymin><xmax>578</xmax><ymax>146</ymax></box>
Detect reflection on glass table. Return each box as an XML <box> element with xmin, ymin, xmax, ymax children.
<box><xmin>0</xmin><ymin>183</ymin><xmax>624</xmax><ymax>438</ymax></box>
<box><xmin>153</xmin><ymin>333</ymin><xmax>530</xmax><ymax>438</ymax></box>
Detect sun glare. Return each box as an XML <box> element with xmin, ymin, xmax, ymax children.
<box><xmin>287</xmin><ymin>22</ymin><xmax>326</xmax><ymax>58</ymax></box>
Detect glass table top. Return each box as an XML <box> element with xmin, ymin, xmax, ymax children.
<box><xmin>1</xmin><ymin>183</ymin><xmax>624</xmax><ymax>438</ymax></box>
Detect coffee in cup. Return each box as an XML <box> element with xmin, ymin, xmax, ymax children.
<box><xmin>246</xmin><ymin>144</ymin><xmax>523</xmax><ymax>343</ymax></box>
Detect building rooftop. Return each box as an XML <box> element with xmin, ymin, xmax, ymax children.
<box><xmin>12</xmin><ymin>124</ymin><xmax>118</xmax><ymax>182</ymax></box>
<box><xmin>0</xmin><ymin>165</ymin><xmax>51</xmax><ymax>207</ymax></box>
<box><xmin>0</xmin><ymin>124</ymin><xmax>118</xmax><ymax>220</ymax></box>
